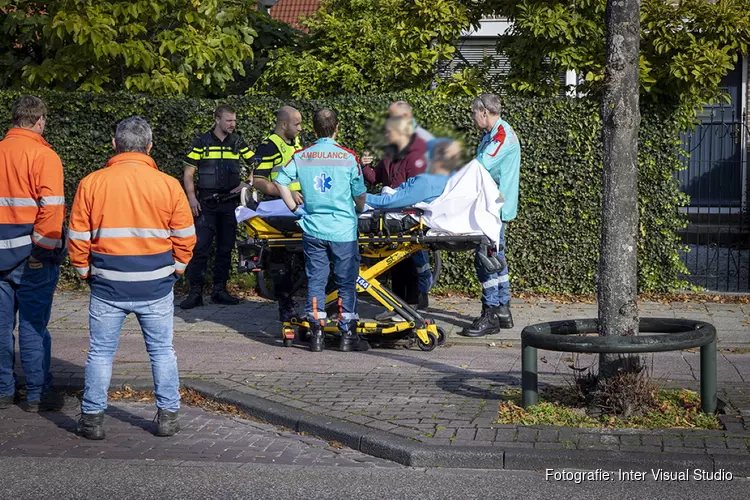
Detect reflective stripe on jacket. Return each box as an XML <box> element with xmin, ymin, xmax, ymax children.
<box><xmin>0</xmin><ymin>128</ymin><xmax>66</xmax><ymax>271</ymax></box>
<box><xmin>68</xmin><ymin>152</ymin><xmax>196</xmax><ymax>302</ymax></box>
<box><xmin>254</xmin><ymin>133</ymin><xmax>302</xmax><ymax>191</ymax></box>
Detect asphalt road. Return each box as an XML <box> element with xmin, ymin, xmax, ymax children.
<box><xmin>3</xmin><ymin>457</ymin><xmax>748</xmax><ymax>500</ymax></box>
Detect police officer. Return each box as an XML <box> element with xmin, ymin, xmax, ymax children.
<box><xmin>180</xmin><ymin>104</ymin><xmax>253</xmax><ymax>309</ymax></box>
<box><xmin>250</xmin><ymin>106</ymin><xmax>304</xmax><ymax>321</ymax></box>
<box><xmin>459</xmin><ymin>94</ymin><xmax>521</xmax><ymax>337</ymax></box>
<box><xmin>274</xmin><ymin>108</ymin><xmax>368</xmax><ymax>353</ymax></box>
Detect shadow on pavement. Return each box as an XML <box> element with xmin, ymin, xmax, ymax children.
<box><xmin>16</xmin><ymin>357</ymin><xmax>162</xmax><ymax>436</ymax></box>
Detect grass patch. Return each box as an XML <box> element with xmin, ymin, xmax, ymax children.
<box><xmin>497</xmin><ymin>388</ymin><xmax>722</xmax><ymax>430</ymax></box>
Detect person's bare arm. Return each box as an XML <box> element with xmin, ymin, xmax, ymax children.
<box><xmin>183</xmin><ymin>166</ymin><xmax>200</xmax><ymax>216</ymax></box>
<box><xmin>253</xmin><ymin>177</ymin><xmax>279</xmax><ymax>197</ymax></box>
<box><xmin>275</xmin><ymin>182</ymin><xmax>298</xmax><ymax>212</ymax></box>
<box><xmin>354</xmin><ymin>193</ymin><xmax>366</xmax><ymax>213</ymax></box>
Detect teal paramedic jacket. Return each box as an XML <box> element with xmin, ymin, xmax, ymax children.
<box><xmin>476</xmin><ymin>118</ymin><xmax>521</xmax><ymax>222</ymax></box>
<box><xmin>276</xmin><ymin>137</ymin><xmax>366</xmax><ymax>242</ymax></box>
<box><xmin>365</xmin><ymin>173</ymin><xmax>449</xmax><ymax>209</ymax></box>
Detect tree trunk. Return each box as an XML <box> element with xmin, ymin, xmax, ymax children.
<box><xmin>598</xmin><ymin>0</ymin><xmax>641</xmax><ymax>380</ymax></box>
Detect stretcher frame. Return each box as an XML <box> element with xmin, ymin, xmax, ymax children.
<box><xmin>237</xmin><ymin>206</ymin><xmax>502</xmax><ymax>351</ymax></box>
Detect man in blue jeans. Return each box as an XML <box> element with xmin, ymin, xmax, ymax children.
<box><xmin>275</xmin><ymin>108</ymin><xmax>368</xmax><ymax>353</ymax></box>
<box><xmin>68</xmin><ymin>117</ymin><xmax>196</xmax><ymax>439</ymax></box>
<box><xmin>460</xmin><ymin>94</ymin><xmax>521</xmax><ymax>337</ymax></box>
<box><xmin>0</xmin><ymin>95</ymin><xmax>70</xmax><ymax>412</ymax></box>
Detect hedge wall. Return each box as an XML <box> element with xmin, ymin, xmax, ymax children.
<box><xmin>0</xmin><ymin>91</ymin><xmax>688</xmax><ymax>294</ymax></box>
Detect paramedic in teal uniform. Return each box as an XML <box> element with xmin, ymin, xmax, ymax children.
<box><xmin>275</xmin><ymin>108</ymin><xmax>368</xmax><ymax>353</ymax></box>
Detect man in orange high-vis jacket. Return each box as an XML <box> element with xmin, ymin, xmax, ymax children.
<box><xmin>68</xmin><ymin>117</ymin><xmax>196</xmax><ymax>440</ymax></box>
<box><xmin>0</xmin><ymin>96</ymin><xmax>71</xmax><ymax>413</ymax></box>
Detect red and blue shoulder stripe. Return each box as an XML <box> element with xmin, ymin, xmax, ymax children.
<box><xmin>488</xmin><ymin>125</ymin><xmax>507</xmax><ymax>157</ymax></box>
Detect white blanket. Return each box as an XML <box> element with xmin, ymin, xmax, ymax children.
<box><xmin>235</xmin><ymin>160</ymin><xmax>503</xmax><ymax>246</ymax></box>
<box><xmin>416</xmin><ymin>160</ymin><xmax>503</xmax><ymax>247</ymax></box>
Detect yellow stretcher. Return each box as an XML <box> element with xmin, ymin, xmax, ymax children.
<box><xmin>236</xmin><ymin>199</ymin><xmax>504</xmax><ymax>352</ymax></box>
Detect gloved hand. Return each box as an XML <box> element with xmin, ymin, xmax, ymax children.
<box><xmin>292</xmin><ymin>206</ymin><xmax>309</xmax><ymax>219</ymax></box>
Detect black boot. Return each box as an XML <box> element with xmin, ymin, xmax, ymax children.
<box><xmin>417</xmin><ymin>292</ymin><xmax>429</xmax><ymax>310</ymax></box>
<box><xmin>460</xmin><ymin>305</ymin><xmax>508</xmax><ymax>337</ymax></box>
<box><xmin>495</xmin><ymin>303</ymin><xmax>514</xmax><ymax>329</ymax></box>
<box><xmin>179</xmin><ymin>285</ymin><xmax>204</xmax><ymax>309</ymax></box>
<box><xmin>339</xmin><ymin>330</ymin><xmax>370</xmax><ymax>352</ymax></box>
<box><xmin>156</xmin><ymin>408</ymin><xmax>180</xmax><ymax>437</ymax></box>
<box><xmin>77</xmin><ymin>412</ymin><xmax>105</xmax><ymax>440</ymax></box>
<box><xmin>211</xmin><ymin>284</ymin><xmax>240</xmax><ymax>305</ymax></box>
<box><xmin>309</xmin><ymin>321</ymin><xmax>325</xmax><ymax>353</ymax></box>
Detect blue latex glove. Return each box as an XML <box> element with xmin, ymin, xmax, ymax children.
<box><xmin>292</xmin><ymin>206</ymin><xmax>309</xmax><ymax>219</ymax></box>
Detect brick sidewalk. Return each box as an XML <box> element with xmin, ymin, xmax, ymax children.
<box><xmin>0</xmin><ymin>400</ymin><xmax>397</xmax><ymax>467</ymax></box>
<box><xmin>16</xmin><ymin>291</ymin><xmax>750</xmax><ymax>469</ymax></box>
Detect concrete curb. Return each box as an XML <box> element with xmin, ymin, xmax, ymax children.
<box><xmin>48</xmin><ymin>377</ymin><xmax>750</xmax><ymax>474</ymax></box>
<box><xmin>178</xmin><ymin>379</ymin><xmax>750</xmax><ymax>475</ymax></box>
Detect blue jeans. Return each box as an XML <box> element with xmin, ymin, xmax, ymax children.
<box><xmin>412</xmin><ymin>250</ymin><xmax>432</xmax><ymax>294</ymax></box>
<box><xmin>0</xmin><ymin>260</ymin><xmax>59</xmax><ymax>400</ymax></box>
<box><xmin>82</xmin><ymin>291</ymin><xmax>180</xmax><ymax>414</ymax></box>
<box><xmin>475</xmin><ymin>223</ymin><xmax>510</xmax><ymax>307</ymax></box>
<box><xmin>302</xmin><ymin>235</ymin><xmax>359</xmax><ymax>333</ymax></box>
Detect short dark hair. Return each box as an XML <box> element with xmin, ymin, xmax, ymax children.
<box><xmin>313</xmin><ymin>108</ymin><xmax>338</xmax><ymax>138</ymax></box>
<box><xmin>11</xmin><ymin>95</ymin><xmax>47</xmax><ymax>128</ymax></box>
<box><xmin>214</xmin><ymin>104</ymin><xmax>235</xmax><ymax>119</ymax></box>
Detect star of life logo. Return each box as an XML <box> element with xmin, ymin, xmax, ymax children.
<box><xmin>314</xmin><ymin>172</ymin><xmax>332</xmax><ymax>193</ymax></box>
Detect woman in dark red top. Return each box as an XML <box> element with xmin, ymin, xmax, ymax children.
<box><xmin>361</xmin><ymin>117</ymin><xmax>429</xmax><ymax>319</ymax></box>
<box><xmin>362</xmin><ymin>117</ymin><xmax>428</xmax><ymax>188</ymax></box>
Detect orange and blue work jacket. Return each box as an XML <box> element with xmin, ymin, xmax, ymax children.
<box><xmin>0</xmin><ymin>128</ymin><xmax>66</xmax><ymax>271</ymax></box>
<box><xmin>68</xmin><ymin>152</ymin><xmax>196</xmax><ymax>302</ymax></box>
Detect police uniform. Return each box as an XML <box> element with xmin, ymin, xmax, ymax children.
<box><xmin>252</xmin><ymin>133</ymin><xmax>302</xmax><ymax>191</ymax></box>
<box><xmin>275</xmin><ymin>138</ymin><xmax>366</xmax><ymax>351</ymax></box>
<box><xmin>184</xmin><ymin>130</ymin><xmax>253</xmax><ymax>293</ymax></box>
<box><xmin>251</xmin><ymin>133</ymin><xmax>303</xmax><ymax>321</ymax></box>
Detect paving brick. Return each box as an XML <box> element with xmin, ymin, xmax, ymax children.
<box><xmin>475</xmin><ymin>428</ymin><xmax>497</xmax><ymax>442</ymax></box>
<box><xmin>535</xmin><ymin>442</ymin><xmax>567</xmax><ymax>450</ymax></box>
<box><xmin>725</xmin><ymin>438</ymin><xmax>747</xmax><ymax>449</ymax></box>
<box><xmin>495</xmin><ymin>441</ymin><xmax>534</xmax><ymax>449</ymax></box>
<box><xmin>707</xmin><ymin>448</ymin><xmax>748</xmax><ymax>456</ymax></box>
<box><xmin>537</xmin><ymin>430</ymin><xmax>559</xmax><ymax>442</ymax></box>
<box><xmin>704</xmin><ymin>437</ymin><xmax>727</xmax><ymax>449</ymax></box>
<box><xmin>454</xmin><ymin>428</ymin><xmax>477</xmax><ymax>441</ymax></box>
<box><xmin>620</xmin><ymin>435</ymin><xmax>641</xmax><ymax>446</ymax></box>
<box><xmin>577</xmin><ymin>433</ymin><xmax>601</xmax><ymax>444</ymax></box>
<box><xmin>640</xmin><ymin>435</ymin><xmax>663</xmax><ymax>447</ymax></box>
<box><xmin>577</xmin><ymin>443</ymin><xmax>619</xmax><ymax>451</ymax></box>
<box><xmin>494</xmin><ymin>429</ymin><xmax>517</xmax><ymax>442</ymax></box>
<box><xmin>451</xmin><ymin>440</ymin><xmax>493</xmax><ymax>447</ymax></box>
<box><xmin>662</xmin><ymin>436</ymin><xmax>683</xmax><ymax>448</ymax></box>
<box><xmin>623</xmin><ymin>445</ymin><xmax>663</xmax><ymax>454</ymax></box>
<box><xmin>516</xmin><ymin>428</ymin><xmax>538</xmax><ymax>443</ymax></box>
<box><xmin>663</xmin><ymin>447</ymin><xmax>706</xmax><ymax>455</ymax></box>
<box><xmin>683</xmin><ymin>437</ymin><xmax>706</xmax><ymax>449</ymax></box>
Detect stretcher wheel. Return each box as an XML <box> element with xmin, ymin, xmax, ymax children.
<box><xmin>283</xmin><ymin>337</ymin><xmax>293</xmax><ymax>348</ymax></box>
<box><xmin>436</xmin><ymin>327</ymin><xmax>447</xmax><ymax>346</ymax></box>
<box><xmin>417</xmin><ymin>332</ymin><xmax>438</xmax><ymax>352</ymax></box>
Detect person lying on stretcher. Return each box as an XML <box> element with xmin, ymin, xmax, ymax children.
<box><xmin>365</xmin><ymin>138</ymin><xmax>463</xmax><ymax>322</ymax></box>
<box><xmin>366</xmin><ymin>138</ymin><xmax>463</xmax><ymax>210</ymax></box>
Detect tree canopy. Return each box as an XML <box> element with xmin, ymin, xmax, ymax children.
<box><xmin>487</xmin><ymin>0</ymin><xmax>750</xmax><ymax>123</ymax></box>
<box><xmin>0</xmin><ymin>0</ymin><xmax>278</xmax><ymax>95</ymax></box>
<box><xmin>253</xmin><ymin>0</ymin><xmax>479</xmax><ymax>98</ymax></box>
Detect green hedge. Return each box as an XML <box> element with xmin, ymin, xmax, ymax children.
<box><xmin>0</xmin><ymin>91</ymin><xmax>688</xmax><ymax>294</ymax></box>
